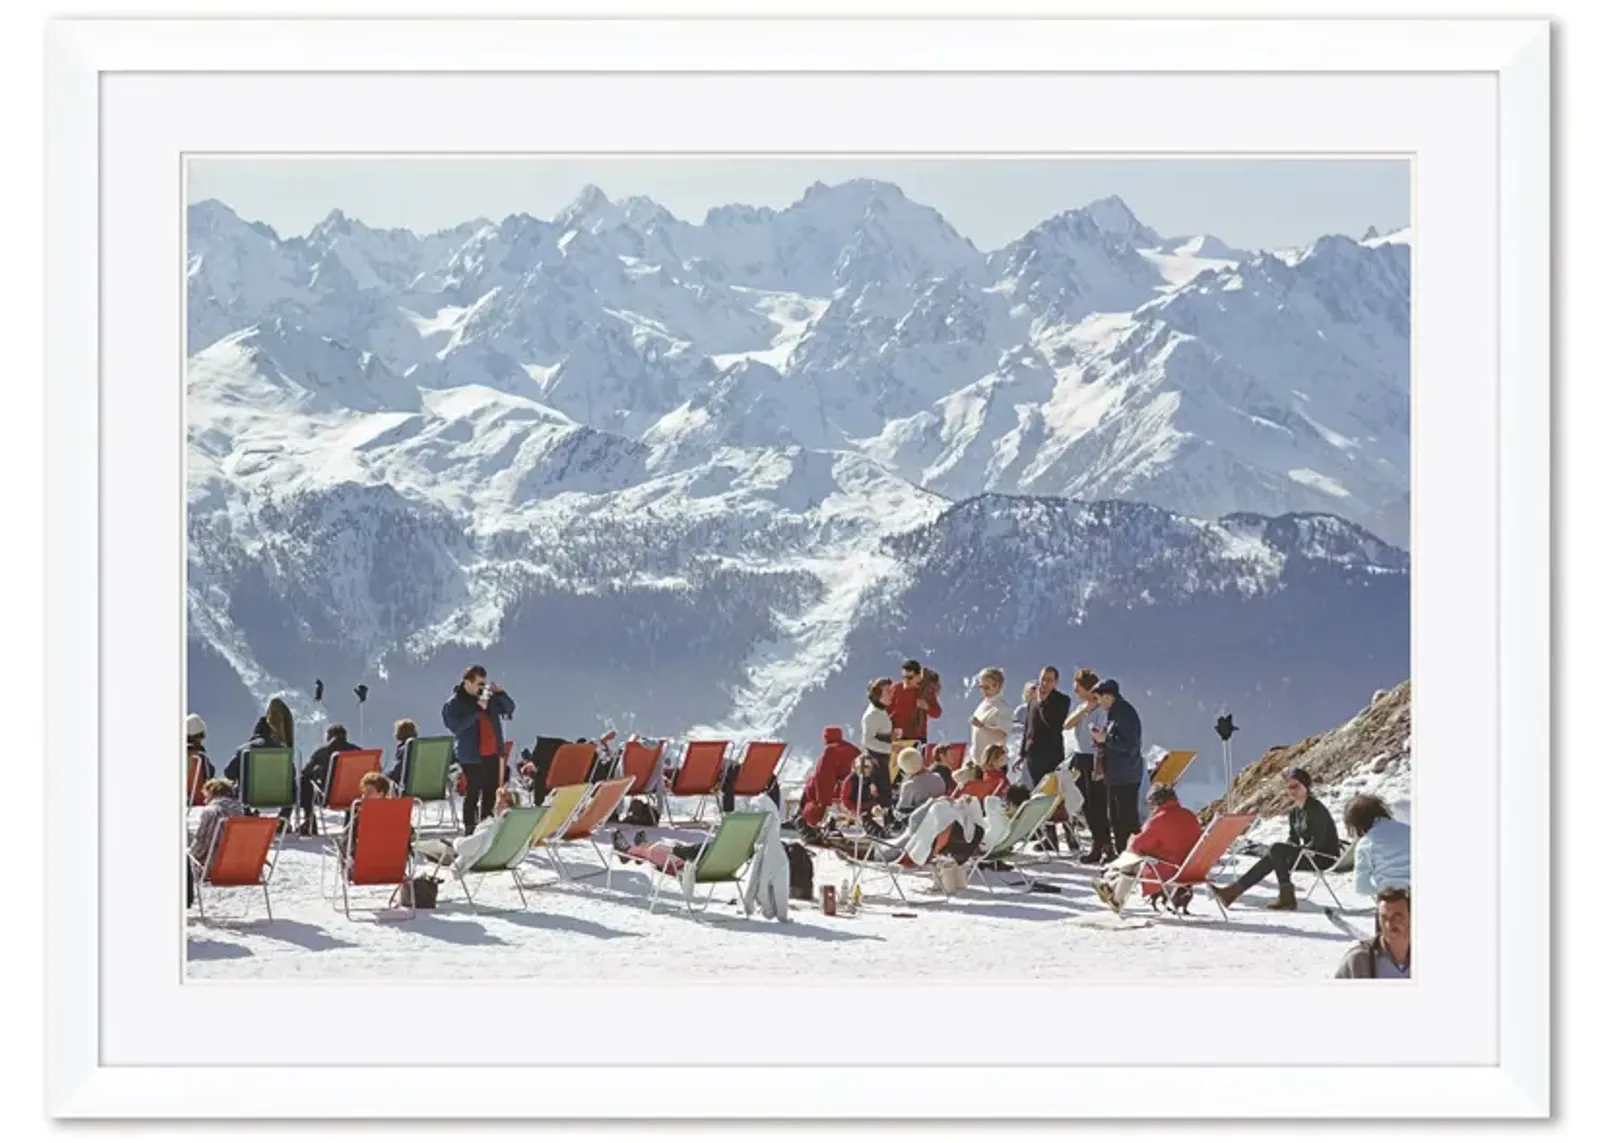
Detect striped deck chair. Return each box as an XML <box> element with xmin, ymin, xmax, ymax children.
<box><xmin>239</xmin><ymin>747</ymin><xmax>296</xmax><ymax>819</ymax></box>
<box><xmin>618</xmin><ymin>739</ymin><xmax>666</xmax><ymax>796</ymax></box>
<box><xmin>453</xmin><ymin>805</ymin><xmax>549</xmax><ymax>914</ymax></box>
<box><xmin>190</xmin><ymin>815</ymin><xmax>281</xmax><ymax>922</ymax></box>
<box><xmin>642</xmin><ymin>810</ymin><xmax>770</xmax><ymax>919</ymax></box>
<box><xmin>398</xmin><ymin>736</ymin><xmax>457</xmax><ymax>832</ymax></box>
<box><xmin>965</xmin><ymin>792</ymin><xmax>1063</xmax><ymax>892</ymax></box>
<box><xmin>546</xmin><ymin>742</ymin><xmax>598</xmax><ymax>792</ymax></box>
<box><xmin>1150</xmin><ymin>749</ymin><xmax>1198</xmax><ymax>788</ymax></box>
<box><xmin>535</xmin><ymin>778</ymin><xmax>633</xmax><ymax>888</ymax></box>
<box><xmin>333</xmin><ymin>797</ymin><xmax>418</xmax><ymax>920</ymax></box>
<box><xmin>1134</xmin><ymin>812</ymin><xmax>1257</xmax><ymax>919</ymax></box>
<box><xmin>662</xmin><ymin>740</ymin><xmax>729</xmax><ymax>826</ymax></box>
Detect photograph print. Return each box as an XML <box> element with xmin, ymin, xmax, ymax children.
<box><xmin>183</xmin><ymin>155</ymin><xmax>1413</xmax><ymax>982</ymax></box>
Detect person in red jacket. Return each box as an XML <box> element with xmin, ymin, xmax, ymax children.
<box><xmin>887</xmin><ymin>659</ymin><xmax>942</xmax><ymax>742</ymax></box>
<box><xmin>796</xmin><ymin>726</ymin><xmax>861</xmax><ymax>830</ymax></box>
<box><xmin>1092</xmin><ymin>785</ymin><xmax>1202</xmax><ymax>914</ymax></box>
<box><xmin>954</xmin><ymin>743</ymin><xmax>1011</xmax><ymax>801</ymax></box>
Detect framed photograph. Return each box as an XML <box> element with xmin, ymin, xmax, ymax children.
<box><xmin>47</xmin><ymin>13</ymin><xmax>1550</xmax><ymax>1120</ymax></box>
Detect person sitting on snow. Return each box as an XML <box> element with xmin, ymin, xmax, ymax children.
<box><xmin>1344</xmin><ymin>794</ymin><xmax>1411</xmax><ymax>897</ymax></box>
<box><xmin>1092</xmin><ymin>784</ymin><xmax>1203</xmax><ymax>915</ymax></box>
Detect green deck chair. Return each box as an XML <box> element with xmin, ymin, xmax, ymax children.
<box><xmin>399</xmin><ymin>736</ymin><xmax>458</xmax><ymax>832</ymax></box>
<box><xmin>240</xmin><ymin>747</ymin><xmax>296</xmax><ymax>816</ymax></box>
<box><xmin>964</xmin><ymin>792</ymin><xmax>1062</xmax><ymax>893</ymax></box>
<box><xmin>453</xmin><ymin>805</ymin><xmax>549</xmax><ymax>913</ymax></box>
<box><xmin>646</xmin><ymin>809</ymin><xmax>770</xmax><ymax>919</ymax></box>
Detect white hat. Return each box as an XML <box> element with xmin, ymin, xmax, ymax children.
<box><xmin>896</xmin><ymin>746</ymin><xmax>924</xmax><ymax>776</ymax></box>
<box><xmin>185</xmin><ymin>713</ymin><xmax>206</xmax><ymax>739</ymax></box>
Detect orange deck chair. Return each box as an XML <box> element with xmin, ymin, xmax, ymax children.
<box><xmin>535</xmin><ymin>777</ymin><xmax>633</xmax><ymax>888</ymax></box>
<box><xmin>726</xmin><ymin>741</ymin><xmax>787</xmax><ymax>807</ymax></box>
<box><xmin>619</xmin><ymin>739</ymin><xmax>666</xmax><ymax>796</ymax></box>
<box><xmin>546</xmin><ymin>742</ymin><xmax>598</xmax><ymax>793</ymax></box>
<box><xmin>334</xmin><ymin>796</ymin><xmax>418</xmax><ymax>920</ymax></box>
<box><xmin>313</xmin><ymin>748</ymin><xmax>384</xmax><ymax>829</ymax></box>
<box><xmin>663</xmin><ymin>740</ymin><xmax>729</xmax><ymax>825</ymax></box>
<box><xmin>1135</xmin><ymin>811</ymin><xmax>1257</xmax><ymax>919</ymax></box>
<box><xmin>191</xmin><ymin>815</ymin><xmax>281</xmax><ymax>922</ymax></box>
<box><xmin>185</xmin><ymin>751</ymin><xmax>209</xmax><ymax>807</ymax></box>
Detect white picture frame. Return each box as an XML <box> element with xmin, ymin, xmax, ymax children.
<box><xmin>46</xmin><ymin>13</ymin><xmax>1550</xmax><ymax>1120</ymax></box>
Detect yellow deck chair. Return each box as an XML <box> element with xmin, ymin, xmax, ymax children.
<box><xmin>1150</xmin><ymin>750</ymin><xmax>1198</xmax><ymax>787</ymax></box>
<box><xmin>887</xmin><ymin>740</ymin><xmax>916</xmax><ymax>782</ymax></box>
<box><xmin>528</xmin><ymin>783</ymin><xmax>590</xmax><ymax>850</ymax></box>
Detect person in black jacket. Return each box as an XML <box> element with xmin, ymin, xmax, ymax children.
<box><xmin>185</xmin><ymin>714</ymin><xmax>214</xmax><ymax>786</ymax></box>
<box><xmin>1020</xmin><ymin>666</ymin><xmax>1072</xmax><ymax>788</ymax></box>
<box><xmin>441</xmin><ymin>665</ymin><xmax>515</xmax><ymax>834</ymax></box>
<box><xmin>1089</xmin><ymin>679</ymin><xmax>1143</xmax><ymax>854</ymax></box>
<box><xmin>296</xmin><ymin>723</ymin><xmax>364</xmax><ymax>836</ymax></box>
<box><xmin>222</xmin><ymin>696</ymin><xmax>297</xmax><ymax>833</ymax></box>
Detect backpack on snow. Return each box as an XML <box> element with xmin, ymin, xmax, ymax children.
<box><xmin>782</xmin><ymin>841</ymin><xmax>814</xmax><ymax>901</ymax></box>
<box><xmin>622</xmin><ymin>798</ymin><xmax>660</xmax><ymax>827</ymax></box>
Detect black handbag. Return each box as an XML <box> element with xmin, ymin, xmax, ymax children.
<box><xmin>399</xmin><ymin>876</ymin><xmax>440</xmax><ymax>909</ymax></box>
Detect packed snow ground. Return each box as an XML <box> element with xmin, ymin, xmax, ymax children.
<box><xmin>185</xmin><ymin>799</ymin><xmax>1385</xmax><ymax>983</ymax></box>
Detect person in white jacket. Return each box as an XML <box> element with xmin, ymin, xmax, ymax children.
<box><xmin>446</xmin><ymin>787</ymin><xmax>520</xmax><ymax>874</ymax></box>
<box><xmin>969</xmin><ymin>666</ymin><xmax>1009</xmax><ymax>768</ymax></box>
<box><xmin>1343</xmin><ymin>794</ymin><xmax>1411</xmax><ymax>896</ymax></box>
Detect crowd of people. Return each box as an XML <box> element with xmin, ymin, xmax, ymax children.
<box><xmin>184</xmin><ymin>656</ymin><xmax>1412</xmax><ymax>978</ymax></box>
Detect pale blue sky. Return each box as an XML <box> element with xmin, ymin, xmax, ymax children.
<box><xmin>187</xmin><ymin>156</ymin><xmax>1410</xmax><ymax>252</ymax></box>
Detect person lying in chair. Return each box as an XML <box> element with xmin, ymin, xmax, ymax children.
<box><xmin>836</xmin><ymin>755</ymin><xmax>885</xmax><ymax>824</ymax></box>
<box><xmin>1091</xmin><ymin>784</ymin><xmax>1202</xmax><ymax>915</ymax></box>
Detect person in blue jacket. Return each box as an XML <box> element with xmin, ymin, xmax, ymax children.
<box><xmin>1344</xmin><ymin>794</ymin><xmax>1411</xmax><ymax>896</ymax></box>
<box><xmin>441</xmin><ymin>665</ymin><xmax>515</xmax><ymax>835</ymax></box>
<box><xmin>1089</xmin><ymin>678</ymin><xmax>1144</xmax><ymax>854</ymax></box>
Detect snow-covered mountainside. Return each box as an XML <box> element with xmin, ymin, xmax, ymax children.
<box><xmin>187</xmin><ymin>184</ymin><xmax>1410</xmax><ymax>756</ymax></box>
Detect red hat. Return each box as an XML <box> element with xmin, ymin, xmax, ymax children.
<box><xmin>823</xmin><ymin>726</ymin><xmax>844</xmax><ymax>744</ymax></box>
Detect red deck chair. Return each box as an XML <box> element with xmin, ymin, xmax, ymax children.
<box><xmin>547</xmin><ymin>742</ymin><xmax>597</xmax><ymax>791</ymax></box>
<box><xmin>663</xmin><ymin>740</ymin><xmax>729</xmax><ymax>825</ymax></box>
<box><xmin>727</xmin><ymin>741</ymin><xmax>786</xmax><ymax>802</ymax></box>
<box><xmin>1135</xmin><ymin>811</ymin><xmax>1257</xmax><ymax>919</ymax></box>
<box><xmin>619</xmin><ymin>739</ymin><xmax>665</xmax><ymax>796</ymax></box>
<box><xmin>191</xmin><ymin>815</ymin><xmax>281</xmax><ymax>922</ymax></box>
<box><xmin>185</xmin><ymin>751</ymin><xmax>209</xmax><ymax>807</ymax></box>
<box><xmin>314</xmin><ymin>748</ymin><xmax>384</xmax><ymax>821</ymax></box>
<box><xmin>334</xmin><ymin>796</ymin><xmax>418</xmax><ymax>920</ymax></box>
<box><xmin>535</xmin><ymin>777</ymin><xmax>633</xmax><ymax>889</ymax></box>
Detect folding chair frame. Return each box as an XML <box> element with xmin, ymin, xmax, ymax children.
<box><xmin>661</xmin><ymin>741</ymin><xmax>728</xmax><ymax>828</ymax></box>
<box><xmin>965</xmin><ymin>793</ymin><xmax>1063</xmax><ymax>894</ymax></box>
<box><xmin>1292</xmin><ymin>844</ymin><xmax>1349</xmax><ymax>911</ymax></box>
<box><xmin>189</xmin><ymin>821</ymin><xmax>283</xmax><ymax>924</ymax></box>
<box><xmin>645</xmin><ymin>855</ymin><xmax>750</xmax><ymax>921</ymax></box>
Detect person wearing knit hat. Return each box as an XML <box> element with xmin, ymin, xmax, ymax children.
<box><xmin>894</xmin><ymin>746</ymin><xmax>946</xmax><ymax>819</ymax></box>
<box><xmin>1210</xmin><ymin>765</ymin><xmax>1343</xmax><ymax>911</ymax></box>
<box><xmin>184</xmin><ymin>713</ymin><xmax>214</xmax><ymax>787</ymax></box>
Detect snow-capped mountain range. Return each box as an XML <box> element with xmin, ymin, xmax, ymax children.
<box><xmin>186</xmin><ymin>181</ymin><xmax>1410</xmax><ymax>768</ymax></box>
